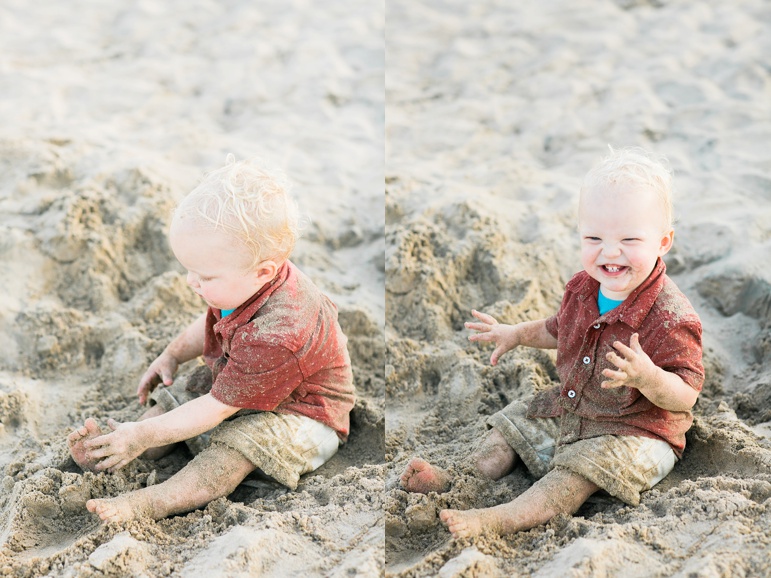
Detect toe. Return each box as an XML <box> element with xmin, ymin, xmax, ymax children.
<box><xmin>410</xmin><ymin>457</ymin><xmax>428</xmax><ymax>470</ymax></box>
<box><xmin>84</xmin><ymin>418</ymin><xmax>102</xmax><ymax>435</ymax></box>
<box><xmin>69</xmin><ymin>425</ymin><xmax>89</xmax><ymax>440</ymax></box>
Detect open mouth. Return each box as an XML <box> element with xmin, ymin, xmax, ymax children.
<box><xmin>602</xmin><ymin>265</ymin><xmax>628</xmax><ymax>275</ymax></box>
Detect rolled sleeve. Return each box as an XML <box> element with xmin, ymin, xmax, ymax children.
<box><xmin>545</xmin><ymin>314</ymin><xmax>559</xmax><ymax>339</ymax></box>
<box><xmin>649</xmin><ymin>321</ymin><xmax>704</xmax><ymax>392</ymax></box>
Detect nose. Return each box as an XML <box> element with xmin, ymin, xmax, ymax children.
<box><xmin>601</xmin><ymin>242</ymin><xmax>621</xmax><ymax>259</ymax></box>
<box><xmin>186</xmin><ymin>272</ymin><xmax>199</xmax><ymax>288</ymax></box>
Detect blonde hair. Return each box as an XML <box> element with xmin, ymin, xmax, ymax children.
<box><xmin>580</xmin><ymin>146</ymin><xmax>674</xmax><ymax>229</ymax></box>
<box><xmin>176</xmin><ymin>155</ymin><xmax>300</xmax><ymax>268</ymax></box>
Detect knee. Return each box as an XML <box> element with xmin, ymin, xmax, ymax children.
<box><xmin>542</xmin><ymin>468</ymin><xmax>599</xmax><ymax>515</ymax></box>
<box><xmin>475</xmin><ymin>454</ymin><xmax>513</xmax><ymax>479</ymax></box>
<box><xmin>473</xmin><ymin>431</ymin><xmax>517</xmax><ymax>479</ymax></box>
<box><xmin>139</xmin><ymin>404</ymin><xmax>166</xmax><ymax>421</ymax></box>
<box><xmin>194</xmin><ymin>443</ymin><xmax>255</xmax><ymax>494</ymax></box>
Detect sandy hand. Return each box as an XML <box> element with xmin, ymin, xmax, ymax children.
<box><xmin>136</xmin><ymin>352</ymin><xmax>179</xmax><ymax>405</ymax></box>
<box><xmin>82</xmin><ymin>419</ymin><xmax>147</xmax><ymax>473</ymax></box>
<box><xmin>68</xmin><ymin>418</ymin><xmax>106</xmax><ymax>472</ymax></box>
<box><xmin>602</xmin><ymin>333</ymin><xmax>657</xmax><ymax>390</ymax></box>
<box><xmin>465</xmin><ymin>310</ymin><xmax>519</xmax><ymax>365</ymax></box>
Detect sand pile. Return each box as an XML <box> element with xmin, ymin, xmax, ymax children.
<box><xmin>0</xmin><ymin>1</ymin><xmax>384</xmax><ymax>576</ymax></box>
<box><xmin>385</xmin><ymin>0</ymin><xmax>771</xmax><ymax>576</ymax></box>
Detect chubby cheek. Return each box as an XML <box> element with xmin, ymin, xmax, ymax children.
<box><xmin>580</xmin><ymin>246</ymin><xmax>599</xmax><ymax>271</ymax></box>
<box><xmin>625</xmin><ymin>251</ymin><xmax>652</xmax><ymax>272</ymax></box>
<box><xmin>195</xmin><ymin>283</ymin><xmax>218</xmax><ymax>303</ymax></box>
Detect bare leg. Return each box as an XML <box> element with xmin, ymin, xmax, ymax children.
<box><xmin>439</xmin><ymin>467</ymin><xmax>599</xmax><ymax>538</ymax></box>
<box><xmin>86</xmin><ymin>443</ymin><xmax>255</xmax><ymax>523</ymax></box>
<box><xmin>68</xmin><ymin>418</ymin><xmax>104</xmax><ymax>472</ymax></box>
<box><xmin>401</xmin><ymin>429</ymin><xmax>517</xmax><ymax>494</ymax></box>
<box><xmin>137</xmin><ymin>404</ymin><xmax>178</xmax><ymax>460</ymax></box>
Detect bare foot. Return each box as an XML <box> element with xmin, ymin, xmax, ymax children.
<box><xmin>68</xmin><ymin>418</ymin><xmax>104</xmax><ymax>472</ymax></box>
<box><xmin>87</xmin><ymin>495</ymin><xmax>143</xmax><ymax>523</ymax></box>
<box><xmin>400</xmin><ymin>458</ymin><xmax>452</xmax><ymax>494</ymax></box>
<box><xmin>439</xmin><ymin>508</ymin><xmax>486</xmax><ymax>538</ymax></box>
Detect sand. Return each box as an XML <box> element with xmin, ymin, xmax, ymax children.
<box><xmin>385</xmin><ymin>0</ymin><xmax>771</xmax><ymax>576</ymax></box>
<box><xmin>0</xmin><ymin>1</ymin><xmax>384</xmax><ymax>576</ymax></box>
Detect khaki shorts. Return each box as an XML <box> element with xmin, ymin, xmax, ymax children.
<box><xmin>149</xmin><ymin>376</ymin><xmax>340</xmax><ymax>490</ymax></box>
<box><xmin>487</xmin><ymin>398</ymin><xmax>676</xmax><ymax>506</ymax></box>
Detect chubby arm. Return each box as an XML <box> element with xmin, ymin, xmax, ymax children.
<box><xmin>164</xmin><ymin>312</ymin><xmax>208</xmax><ymax>363</ymax></box>
<box><xmin>602</xmin><ymin>333</ymin><xmax>699</xmax><ymax>412</ymax></box>
<box><xmin>137</xmin><ymin>313</ymin><xmax>208</xmax><ymax>404</ymax></box>
<box><xmin>466</xmin><ymin>310</ymin><xmax>558</xmax><ymax>366</ymax></box>
<box><xmin>84</xmin><ymin>394</ymin><xmax>240</xmax><ymax>472</ymax></box>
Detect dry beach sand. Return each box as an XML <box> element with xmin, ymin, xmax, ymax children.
<box><xmin>386</xmin><ymin>0</ymin><xmax>771</xmax><ymax>576</ymax></box>
<box><xmin>0</xmin><ymin>2</ymin><xmax>384</xmax><ymax>576</ymax></box>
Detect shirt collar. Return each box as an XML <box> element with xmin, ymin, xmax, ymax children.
<box><xmin>212</xmin><ymin>260</ymin><xmax>291</xmax><ymax>333</ymax></box>
<box><xmin>570</xmin><ymin>258</ymin><xmax>667</xmax><ymax>329</ymax></box>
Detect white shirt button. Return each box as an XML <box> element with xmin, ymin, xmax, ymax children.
<box><xmin>593</xmin><ymin>323</ymin><xmax>601</xmax><ymax>329</ymax></box>
<box><xmin>583</xmin><ymin>356</ymin><xmax>591</xmax><ymax>364</ymax></box>
<box><xmin>567</xmin><ymin>390</ymin><xmax>576</xmax><ymax>398</ymax></box>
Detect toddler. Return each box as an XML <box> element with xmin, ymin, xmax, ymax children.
<box><xmin>401</xmin><ymin>147</ymin><xmax>703</xmax><ymax>538</ymax></box>
<box><xmin>69</xmin><ymin>157</ymin><xmax>355</xmax><ymax>523</ymax></box>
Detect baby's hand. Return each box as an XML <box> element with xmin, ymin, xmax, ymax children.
<box><xmin>82</xmin><ymin>419</ymin><xmax>147</xmax><ymax>473</ymax></box>
<box><xmin>602</xmin><ymin>333</ymin><xmax>657</xmax><ymax>391</ymax></box>
<box><xmin>465</xmin><ymin>310</ymin><xmax>520</xmax><ymax>366</ymax></box>
<box><xmin>137</xmin><ymin>352</ymin><xmax>179</xmax><ymax>405</ymax></box>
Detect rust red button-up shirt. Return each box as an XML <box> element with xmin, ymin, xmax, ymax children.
<box><xmin>203</xmin><ymin>261</ymin><xmax>355</xmax><ymax>441</ymax></box>
<box><xmin>528</xmin><ymin>258</ymin><xmax>703</xmax><ymax>458</ymax></box>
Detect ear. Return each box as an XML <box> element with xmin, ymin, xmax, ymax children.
<box><xmin>658</xmin><ymin>229</ymin><xmax>675</xmax><ymax>256</ymax></box>
<box><xmin>253</xmin><ymin>260</ymin><xmax>279</xmax><ymax>287</ymax></box>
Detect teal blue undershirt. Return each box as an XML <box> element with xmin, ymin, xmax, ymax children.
<box><xmin>220</xmin><ymin>308</ymin><xmax>236</xmax><ymax>318</ymax></box>
<box><xmin>598</xmin><ymin>290</ymin><xmax>624</xmax><ymax>315</ymax></box>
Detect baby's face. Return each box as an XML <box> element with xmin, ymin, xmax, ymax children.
<box><xmin>578</xmin><ymin>184</ymin><xmax>674</xmax><ymax>301</ymax></box>
<box><xmin>169</xmin><ymin>217</ymin><xmax>268</xmax><ymax>311</ymax></box>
